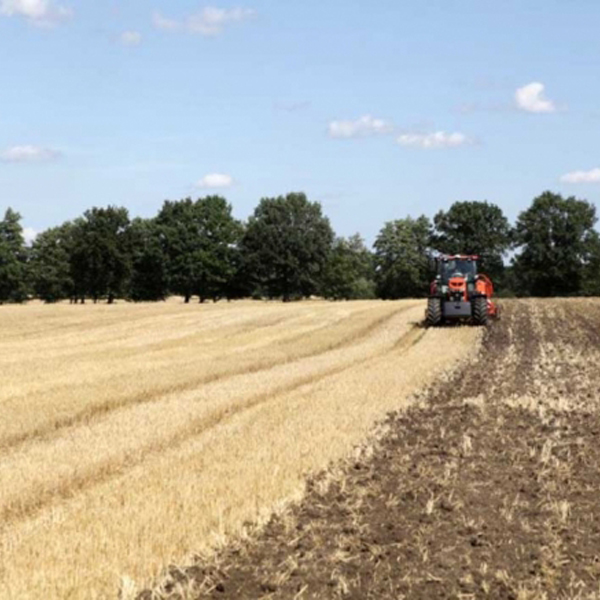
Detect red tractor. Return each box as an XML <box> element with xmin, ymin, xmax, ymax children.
<box><xmin>426</xmin><ymin>255</ymin><xmax>499</xmax><ymax>326</ymax></box>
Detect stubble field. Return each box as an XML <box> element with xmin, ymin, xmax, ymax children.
<box><xmin>151</xmin><ymin>298</ymin><xmax>600</xmax><ymax>600</ymax></box>
<box><xmin>0</xmin><ymin>299</ymin><xmax>479</xmax><ymax>599</ymax></box>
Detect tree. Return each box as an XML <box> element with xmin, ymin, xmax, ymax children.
<box><xmin>242</xmin><ymin>193</ymin><xmax>334</xmax><ymax>301</ymax></box>
<box><xmin>319</xmin><ymin>234</ymin><xmax>375</xmax><ymax>300</ymax></box>
<box><xmin>513</xmin><ymin>191</ymin><xmax>600</xmax><ymax>297</ymax></box>
<box><xmin>0</xmin><ymin>208</ymin><xmax>29</xmax><ymax>303</ymax></box>
<box><xmin>30</xmin><ymin>223</ymin><xmax>74</xmax><ymax>302</ymax></box>
<box><xmin>70</xmin><ymin>206</ymin><xmax>132</xmax><ymax>303</ymax></box>
<box><xmin>374</xmin><ymin>216</ymin><xmax>432</xmax><ymax>299</ymax></box>
<box><xmin>432</xmin><ymin>201</ymin><xmax>512</xmax><ymax>282</ymax></box>
<box><xmin>223</xmin><ymin>224</ymin><xmax>252</xmax><ymax>301</ymax></box>
<box><xmin>191</xmin><ymin>196</ymin><xmax>243</xmax><ymax>302</ymax></box>
<box><xmin>156</xmin><ymin>199</ymin><xmax>196</xmax><ymax>303</ymax></box>
<box><xmin>157</xmin><ymin>196</ymin><xmax>242</xmax><ymax>303</ymax></box>
<box><xmin>128</xmin><ymin>218</ymin><xmax>169</xmax><ymax>302</ymax></box>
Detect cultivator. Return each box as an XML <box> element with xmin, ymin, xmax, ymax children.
<box><xmin>426</xmin><ymin>254</ymin><xmax>499</xmax><ymax>326</ymax></box>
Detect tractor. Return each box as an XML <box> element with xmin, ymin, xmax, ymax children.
<box><xmin>426</xmin><ymin>254</ymin><xmax>499</xmax><ymax>326</ymax></box>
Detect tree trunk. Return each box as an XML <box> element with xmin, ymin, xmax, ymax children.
<box><xmin>184</xmin><ymin>294</ymin><xmax>191</xmax><ymax>304</ymax></box>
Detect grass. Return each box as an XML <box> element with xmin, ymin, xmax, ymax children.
<box><xmin>0</xmin><ymin>299</ymin><xmax>480</xmax><ymax>598</ymax></box>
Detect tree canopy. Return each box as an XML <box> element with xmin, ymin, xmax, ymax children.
<box><xmin>432</xmin><ymin>201</ymin><xmax>512</xmax><ymax>282</ymax></box>
<box><xmin>512</xmin><ymin>191</ymin><xmax>600</xmax><ymax>297</ymax></box>
<box><xmin>69</xmin><ymin>206</ymin><xmax>132</xmax><ymax>303</ymax></box>
<box><xmin>30</xmin><ymin>223</ymin><xmax>74</xmax><ymax>303</ymax></box>
<box><xmin>156</xmin><ymin>196</ymin><xmax>242</xmax><ymax>303</ymax></box>
<box><xmin>1</xmin><ymin>190</ymin><xmax>599</xmax><ymax>304</ymax></box>
<box><xmin>374</xmin><ymin>216</ymin><xmax>432</xmax><ymax>299</ymax></box>
<box><xmin>319</xmin><ymin>234</ymin><xmax>375</xmax><ymax>300</ymax></box>
<box><xmin>128</xmin><ymin>218</ymin><xmax>169</xmax><ymax>302</ymax></box>
<box><xmin>242</xmin><ymin>193</ymin><xmax>334</xmax><ymax>301</ymax></box>
<box><xmin>0</xmin><ymin>208</ymin><xmax>29</xmax><ymax>303</ymax></box>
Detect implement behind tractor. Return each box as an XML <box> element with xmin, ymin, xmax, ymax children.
<box><xmin>426</xmin><ymin>255</ymin><xmax>499</xmax><ymax>326</ymax></box>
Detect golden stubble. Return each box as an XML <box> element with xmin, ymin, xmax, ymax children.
<box><xmin>0</xmin><ymin>299</ymin><xmax>480</xmax><ymax>598</ymax></box>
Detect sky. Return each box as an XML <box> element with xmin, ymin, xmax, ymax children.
<box><xmin>1</xmin><ymin>0</ymin><xmax>599</xmax><ymax>245</ymax></box>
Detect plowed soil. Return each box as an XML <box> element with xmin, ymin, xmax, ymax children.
<box><xmin>143</xmin><ymin>299</ymin><xmax>600</xmax><ymax>600</ymax></box>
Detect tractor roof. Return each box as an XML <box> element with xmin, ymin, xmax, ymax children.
<box><xmin>440</xmin><ymin>254</ymin><xmax>479</xmax><ymax>261</ymax></box>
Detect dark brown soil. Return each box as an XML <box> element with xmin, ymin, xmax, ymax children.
<box><xmin>138</xmin><ymin>299</ymin><xmax>600</xmax><ymax>600</ymax></box>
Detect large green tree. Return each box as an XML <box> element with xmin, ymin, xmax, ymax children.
<box><xmin>128</xmin><ymin>218</ymin><xmax>169</xmax><ymax>302</ymax></box>
<box><xmin>192</xmin><ymin>196</ymin><xmax>243</xmax><ymax>302</ymax></box>
<box><xmin>157</xmin><ymin>196</ymin><xmax>242</xmax><ymax>303</ymax></box>
<box><xmin>319</xmin><ymin>234</ymin><xmax>375</xmax><ymax>300</ymax></box>
<box><xmin>432</xmin><ymin>201</ymin><xmax>512</xmax><ymax>282</ymax></box>
<box><xmin>30</xmin><ymin>223</ymin><xmax>74</xmax><ymax>302</ymax></box>
<box><xmin>513</xmin><ymin>191</ymin><xmax>600</xmax><ymax>296</ymax></box>
<box><xmin>70</xmin><ymin>206</ymin><xmax>132</xmax><ymax>303</ymax></box>
<box><xmin>242</xmin><ymin>193</ymin><xmax>334</xmax><ymax>301</ymax></box>
<box><xmin>374</xmin><ymin>216</ymin><xmax>432</xmax><ymax>299</ymax></box>
<box><xmin>0</xmin><ymin>208</ymin><xmax>29</xmax><ymax>303</ymax></box>
<box><xmin>156</xmin><ymin>199</ymin><xmax>197</xmax><ymax>302</ymax></box>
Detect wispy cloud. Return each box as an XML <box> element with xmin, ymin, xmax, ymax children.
<box><xmin>0</xmin><ymin>0</ymin><xmax>72</xmax><ymax>27</ymax></box>
<box><xmin>188</xmin><ymin>7</ymin><xmax>254</xmax><ymax>35</ymax></box>
<box><xmin>120</xmin><ymin>31</ymin><xmax>142</xmax><ymax>46</ymax></box>
<box><xmin>197</xmin><ymin>173</ymin><xmax>234</xmax><ymax>188</ymax></box>
<box><xmin>515</xmin><ymin>82</ymin><xmax>557</xmax><ymax>113</ymax></box>
<box><xmin>0</xmin><ymin>145</ymin><xmax>61</xmax><ymax>162</ymax></box>
<box><xmin>397</xmin><ymin>131</ymin><xmax>470</xmax><ymax>149</ymax></box>
<box><xmin>152</xmin><ymin>11</ymin><xmax>179</xmax><ymax>31</ymax></box>
<box><xmin>153</xmin><ymin>7</ymin><xmax>255</xmax><ymax>36</ymax></box>
<box><xmin>328</xmin><ymin>115</ymin><xmax>393</xmax><ymax>139</ymax></box>
<box><xmin>560</xmin><ymin>168</ymin><xmax>600</xmax><ymax>184</ymax></box>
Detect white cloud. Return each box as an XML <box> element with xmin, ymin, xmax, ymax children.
<box><xmin>152</xmin><ymin>11</ymin><xmax>179</xmax><ymax>31</ymax></box>
<box><xmin>152</xmin><ymin>6</ymin><xmax>255</xmax><ymax>36</ymax></box>
<box><xmin>397</xmin><ymin>131</ymin><xmax>469</xmax><ymax>149</ymax></box>
<box><xmin>197</xmin><ymin>173</ymin><xmax>234</xmax><ymax>188</ymax></box>
<box><xmin>328</xmin><ymin>115</ymin><xmax>393</xmax><ymax>139</ymax></box>
<box><xmin>23</xmin><ymin>227</ymin><xmax>38</xmax><ymax>245</ymax></box>
<box><xmin>0</xmin><ymin>145</ymin><xmax>61</xmax><ymax>162</ymax></box>
<box><xmin>188</xmin><ymin>7</ymin><xmax>254</xmax><ymax>35</ymax></box>
<box><xmin>120</xmin><ymin>30</ymin><xmax>142</xmax><ymax>46</ymax></box>
<box><xmin>560</xmin><ymin>168</ymin><xmax>600</xmax><ymax>184</ymax></box>
<box><xmin>515</xmin><ymin>82</ymin><xmax>557</xmax><ymax>113</ymax></box>
<box><xmin>0</xmin><ymin>0</ymin><xmax>72</xmax><ymax>26</ymax></box>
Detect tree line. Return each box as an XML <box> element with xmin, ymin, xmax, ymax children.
<box><xmin>0</xmin><ymin>190</ymin><xmax>599</xmax><ymax>304</ymax></box>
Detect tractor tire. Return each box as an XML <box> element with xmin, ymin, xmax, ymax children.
<box><xmin>426</xmin><ymin>298</ymin><xmax>442</xmax><ymax>327</ymax></box>
<box><xmin>473</xmin><ymin>296</ymin><xmax>488</xmax><ymax>326</ymax></box>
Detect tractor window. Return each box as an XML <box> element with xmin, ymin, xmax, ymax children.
<box><xmin>440</xmin><ymin>259</ymin><xmax>477</xmax><ymax>282</ymax></box>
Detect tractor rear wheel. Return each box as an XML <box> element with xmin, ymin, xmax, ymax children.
<box><xmin>473</xmin><ymin>296</ymin><xmax>488</xmax><ymax>326</ymax></box>
<box><xmin>426</xmin><ymin>298</ymin><xmax>442</xmax><ymax>327</ymax></box>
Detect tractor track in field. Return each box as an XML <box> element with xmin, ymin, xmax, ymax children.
<box><xmin>0</xmin><ymin>305</ymin><xmax>416</xmax><ymax>454</ymax></box>
<box><xmin>142</xmin><ymin>299</ymin><xmax>600</xmax><ymax>600</ymax></box>
<box><xmin>0</xmin><ymin>309</ymin><xmax>425</xmax><ymax>531</ymax></box>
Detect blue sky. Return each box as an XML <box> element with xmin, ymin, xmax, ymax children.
<box><xmin>1</xmin><ymin>0</ymin><xmax>599</xmax><ymax>244</ymax></box>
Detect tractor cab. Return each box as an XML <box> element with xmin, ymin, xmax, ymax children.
<box><xmin>427</xmin><ymin>254</ymin><xmax>498</xmax><ymax>326</ymax></box>
<box><xmin>438</xmin><ymin>256</ymin><xmax>478</xmax><ymax>284</ymax></box>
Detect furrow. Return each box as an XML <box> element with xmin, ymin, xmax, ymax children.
<box><xmin>0</xmin><ymin>305</ymin><xmax>411</xmax><ymax>453</ymax></box>
<box><xmin>0</xmin><ymin>319</ymin><xmax>422</xmax><ymax>530</ymax></box>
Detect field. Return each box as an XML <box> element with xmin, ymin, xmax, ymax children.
<box><xmin>137</xmin><ymin>299</ymin><xmax>600</xmax><ymax>600</ymax></box>
<box><xmin>0</xmin><ymin>299</ymin><xmax>479</xmax><ymax>599</ymax></box>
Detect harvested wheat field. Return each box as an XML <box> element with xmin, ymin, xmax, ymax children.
<box><xmin>140</xmin><ymin>298</ymin><xmax>600</xmax><ymax>600</ymax></box>
<box><xmin>0</xmin><ymin>299</ymin><xmax>479</xmax><ymax>599</ymax></box>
